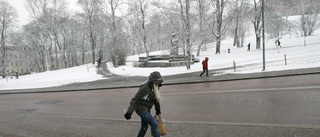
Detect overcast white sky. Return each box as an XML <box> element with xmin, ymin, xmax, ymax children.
<box><xmin>8</xmin><ymin>0</ymin><xmax>130</xmax><ymax>27</ymax></box>
<box><xmin>8</xmin><ymin>0</ymin><xmax>80</xmax><ymax>26</ymax></box>
<box><xmin>7</xmin><ymin>0</ymin><xmax>29</xmax><ymax>26</ymax></box>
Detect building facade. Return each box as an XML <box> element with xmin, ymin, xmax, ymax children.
<box><xmin>3</xmin><ymin>45</ymin><xmax>37</xmax><ymax>76</ymax></box>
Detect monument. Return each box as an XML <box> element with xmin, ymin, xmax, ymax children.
<box><xmin>170</xmin><ymin>32</ymin><xmax>178</xmax><ymax>55</ymax></box>
<box><xmin>137</xmin><ymin>32</ymin><xmax>198</xmax><ymax>67</ymax></box>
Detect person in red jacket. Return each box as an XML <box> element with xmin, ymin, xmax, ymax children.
<box><xmin>200</xmin><ymin>57</ymin><xmax>209</xmax><ymax>77</ymax></box>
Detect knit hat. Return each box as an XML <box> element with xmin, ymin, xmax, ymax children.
<box><xmin>148</xmin><ymin>71</ymin><xmax>163</xmax><ymax>84</ymax></box>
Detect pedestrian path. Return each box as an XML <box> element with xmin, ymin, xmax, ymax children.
<box><xmin>96</xmin><ymin>60</ymin><xmax>112</xmax><ymax>77</ymax></box>
<box><xmin>1</xmin><ymin>64</ymin><xmax>319</xmax><ymax>94</ymax></box>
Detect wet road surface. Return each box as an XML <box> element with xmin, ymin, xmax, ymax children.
<box><xmin>0</xmin><ymin>74</ymin><xmax>319</xmax><ymax>136</ymax></box>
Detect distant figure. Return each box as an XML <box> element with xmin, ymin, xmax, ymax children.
<box><xmin>97</xmin><ymin>57</ymin><xmax>101</xmax><ymax>67</ymax></box>
<box><xmin>275</xmin><ymin>39</ymin><xmax>281</xmax><ymax>48</ymax></box>
<box><xmin>200</xmin><ymin>57</ymin><xmax>209</xmax><ymax>77</ymax></box>
<box><xmin>15</xmin><ymin>70</ymin><xmax>19</xmax><ymax>79</ymax></box>
<box><xmin>247</xmin><ymin>42</ymin><xmax>251</xmax><ymax>51</ymax></box>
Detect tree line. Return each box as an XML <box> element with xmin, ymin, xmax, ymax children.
<box><xmin>1</xmin><ymin>0</ymin><xmax>319</xmax><ymax>77</ymax></box>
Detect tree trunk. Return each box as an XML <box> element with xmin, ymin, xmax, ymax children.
<box><xmin>90</xmin><ymin>31</ymin><xmax>96</xmax><ymax>65</ymax></box>
<box><xmin>1</xmin><ymin>25</ymin><xmax>5</xmax><ymax>78</ymax></box>
<box><xmin>216</xmin><ymin>37</ymin><xmax>221</xmax><ymax>54</ymax></box>
<box><xmin>140</xmin><ymin>2</ymin><xmax>149</xmax><ymax>58</ymax></box>
<box><xmin>233</xmin><ymin>0</ymin><xmax>240</xmax><ymax>47</ymax></box>
<box><xmin>196</xmin><ymin>40</ymin><xmax>204</xmax><ymax>56</ymax></box>
<box><xmin>253</xmin><ymin>0</ymin><xmax>262</xmax><ymax>49</ymax></box>
<box><xmin>214</xmin><ymin>0</ymin><xmax>224</xmax><ymax>54</ymax></box>
<box><xmin>255</xmin><ymin>34</ymin><xmax>261</xmax><ymax>49</ymax></box>
<box><xmin>185</xmin><ymin>0</ymin><xmax>191</xmax><ymax>69</ymax></box>
<box><xmin>196</xmin><ymin>0</ymin><xmax>205</xmax><ymax>56</ymax></box>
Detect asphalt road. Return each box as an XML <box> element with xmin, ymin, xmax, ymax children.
<box><xmin>0</xmin><ymin>73</ymin><xmax>319</xmax><ymax>136</ymax></box>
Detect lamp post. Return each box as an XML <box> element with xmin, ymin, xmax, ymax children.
<box><xmin>304</xmin><ymin>34</ymin><xmax>306</xmax><ymax>46</ymax></box>
<box><xmin>262</xmin><ymin>0</ymin><xmax>266</xmax><ymax>71</ymax></box>
<box><xmin>85</xmin><ymin>50</ymin><xmax>89</xmax><ymax>72</ymax></box>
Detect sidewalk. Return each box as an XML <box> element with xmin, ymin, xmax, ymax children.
<box><xmin>1</xmin><ymin>65</ymin><xmax>319</xmax><ymax>94</ymax></box>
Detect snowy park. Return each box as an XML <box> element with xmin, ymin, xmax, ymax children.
<box><xmin>1</xmin><ymin>22</ymin><xmax>319</xmax><ymax>91</ymax></box>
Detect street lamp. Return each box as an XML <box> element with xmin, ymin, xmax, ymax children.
<box><xmin>304</xmin><ymin>34</ymin><xmax>306</xmax><ymax>46</ymax></box>
<box><xmin>85</xmin><ymin>50</ymin><xmax>89</xmax><ymax>72</ymax></box>
<box><xmin>262</xmin><ymin>0</ymin><xmax>266</xmax><ymax>71</ymax></box>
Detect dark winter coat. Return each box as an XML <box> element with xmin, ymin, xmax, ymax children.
<box><xmin>126</xmin><ymin>71</ymin><xmax>163</xmax><ymax>115</ymax></box>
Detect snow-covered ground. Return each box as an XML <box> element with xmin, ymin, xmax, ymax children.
<box><xmin>108</xmin><ymin>29</ymin><xmax>320</xmax><ymax>76</ymax></box>
<box><xmin>1</xmin><ymin>21</ymin><xmax>320</xmax><ymax>90</ymax></box>
<box><xmin>0</xmin><ymin>64</ymin><xmax>105</xmax><ymax>90</ymax></box>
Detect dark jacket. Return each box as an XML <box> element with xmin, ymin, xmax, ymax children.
<box><xmin>127</xmin><ymin>72</ymin><xmax>163</xmax><ymax>115</ymax></box>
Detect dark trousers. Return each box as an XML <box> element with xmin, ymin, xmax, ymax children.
<box><xmin>200</xmin><ymin>69</ymin><xmax>208</xmax><ymax>77</ymax></box>
<box><xmin>135</xmin><ymin>110</ymin><xmax>160</xmax><ymax>137</ymax></box>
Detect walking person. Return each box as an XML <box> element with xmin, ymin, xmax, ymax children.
<box><xmin>200</xmin><ymin>57</ymin><xmax>209</xmax><ymax>77</ymax></box>
<box><xmin>277</xmin><ymin>39</ymin><xmax>281</xmax><ymax>47</ymax></box>
<box><xmin>124</xmin><ymin>71</ymin><xmax>163</xmax><ymax>137</ymax></box>
<box><xmin>97</xmin><ymin>57</ymin><xmax>101</xmax><ymax>67</ymax></box>
<box><xmin>247</xmin><ymin>42</ymin><xmax>251</xmax><ymax>51</ymax></box>
<box><xmin>275</xmin><ymin>39</ymin><xmax>281</xmax><ymax>48</ymax></box>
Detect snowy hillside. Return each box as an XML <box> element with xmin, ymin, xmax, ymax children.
<box><xmin>108</xmin><ymin>29</ymin><xmax>320</xmax><ymax>76</ymax></box>
<box><xmin>1</xmin><ymin>20</ymin><xmax>320</xmax><ymax>90</ymax></box>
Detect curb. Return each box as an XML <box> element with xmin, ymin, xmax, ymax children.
<box><xmin>1</xmin><ymin>67</ymin><xmax>319</xmax><ymax>95</ymax></box>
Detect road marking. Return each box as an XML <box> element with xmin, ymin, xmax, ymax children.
<box><xmin>161</xmin><ymin>85</ymin><xmax>320</xmax><ymax>96</ymax></box>
<box><xmin>165</xmin><ymin>120</ymin><xmax>320</xmax><ymax>129</ymax></box>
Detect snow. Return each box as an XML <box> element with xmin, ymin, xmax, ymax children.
<box><xmin>0</xmin><ymin>64</ymin><xmax>105</xmax><ymax>90</ymax></box>
<box><xmin>1</xmin><ymin>25</ymin><xmax>320</xmax><ymax>90</ymax></box>
<box><xmin>108</xmin><ymin>30</ymin><xmax>320</xmax><ymax>76</ymax></box>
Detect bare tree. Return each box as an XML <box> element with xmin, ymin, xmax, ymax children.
<box><xmin>195</xmin><ymin>0</ymin><xmax>210</xmax><ymax>56</ymax></box>
<box><xmin>266</xmin><ymin>13</ymin><xmax>292</xmax><ymax>41</ymax></box>
<box><xmin>22</xmin><ymin>20</ymin><xmax>48</xmax><ymax>72</ymax></box>
<box><xmin>154</xmin><ymin>0</ymin><xmax>203</xmax><ymax>69</ymax></box>
<box><xmin>128</xmin><ymin>0</ymin><xmax>150</xmax><ymax>58</ymax></box>
<box><xmin>74</xmin><ymin>15</ymin><xmax>89</xmax><ymax>65</ymax></box>
<box><xmin>78</xmin><ymin>0</ymin><xmax>104</xmax><ymax>65</ymax></box>
<box><xmin>0</xmin><ymin>0</ymin><xmax>17</xmax><ymax>78</ymax></box>
<box><xmin>231</xmin><ymin>0</ymin><xmax>246</xmax><ymax>47</ymax></box>
<box><xmin>152</xmin><ymin>1</ymin><xmax>182</xmax><ymax>53</ymax></box>
<box><xmin>51</xmin><ymin>1</ymin><xmax>68</xmax><ymax>69</ymax></box>
<box><xmin>26</xmin><ymin>0</ymin><xmax>70</xmax><ymax>70</ymax></box>
<box><xmin>107</xmin><ymin>0</ymin><xmax>128</xmax><ymax>67</ymax></box>
<box><xmin>208</xmin><ymin>0</ymin><xmax>233</xmax><ymax>54</ymax></box>
<box><xmin>177</xmin><ymin>0</ymin><xmax>193</xmax><ymax>69</ymax></box>
<box><xmin>252</xmin><ymin>0</ymin><xmax>262</xmax><ymax>49</ymax></box>
<box><xmin>298</xmin><ymin>0</ymin><xmax>320</xmax><ymax>36</ymax></box>
<box><xmin>146</xmin><ymin>13</ymin><xmax>158</xmax><ymax>51</ymax></box>
<box><xmin>126</xmin><ymin>17</ymin><xmax>140</xmax><ymax>55</ymax></box>
<box><xmin>60</xmin><ymin>15</ymin><xmax>80</xmax><ymax>68</ymax></box>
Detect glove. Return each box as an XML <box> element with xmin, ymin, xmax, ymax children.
<box><xmin>156</xmin><ymin>109</ymin><xmax>161</xmax><ymax>115</ymax></box>
<box><xmin>124</xmin><ymin>112</ymin><xmax>131</xmax><ymax>120</ymax></box>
